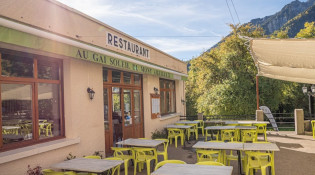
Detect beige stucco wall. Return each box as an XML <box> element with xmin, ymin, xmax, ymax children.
<box><xmin>0</xmin><ymin>0</ymin><xmax>188</xmax><ymax>173</ymax></box>
<box><xmin>0</xmin><ymin>0</ymin><xmax>187</xmax><ymax>74</ymax></box>
<box><xmin>142</xmin><ymin>75</ymin><xmax>185</xmax><ymax>138</ymax></box>
<box><xmin>0</xmin><ymin>56</ymin><xmax>105</xmax><ymax>175</ymax></box>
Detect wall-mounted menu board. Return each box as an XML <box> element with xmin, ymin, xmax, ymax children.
<box><xmin>151</xmin><ymin>94</ymin><xmax>160</xmax><ymax>119</ymax></box>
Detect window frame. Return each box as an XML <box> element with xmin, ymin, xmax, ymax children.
<box><xmin>159</xmin><ymin>78</ymin><xmax>176</xmax><ymax>115</ymax></box>
<box><xmin>0</xmin><ymin>49</ymin><xmax>64</xmax><ymax>151</ymax></box>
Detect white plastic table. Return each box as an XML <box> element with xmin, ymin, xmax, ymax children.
<box><xmin>51</xmin><ymin>158</ymin><xmax>123</xmax><ymax>173</ymax></box>
<box><xmin>115</xmin><ymin>138</ymin><xmax>164</xmax><ymax>147</ymax></box>
<box><xmin>151</xmin><ymin>163</ymin><xmax>233</xmax><ymax>175</ymax></box>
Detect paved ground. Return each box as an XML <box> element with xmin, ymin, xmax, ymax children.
<box><xmin>126</xmin><ymin>131</ymin><xmax>315</xmax><ymax>175</ymax></box>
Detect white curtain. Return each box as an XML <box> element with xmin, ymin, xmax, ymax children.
<box><xmin>250</xmin><ymin>38</ymin><xmax>315</xmax><ymax>84</ymax></box>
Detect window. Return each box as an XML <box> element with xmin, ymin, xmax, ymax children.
<box><xmin>0</xmin><ymin>50</ymin><xmax>63</xmax><ymax>150</ymax></box>
<box><xmin>160</xmin><ymin>79</ymin><xmax>176</xmax><ymax>115</ymax></box>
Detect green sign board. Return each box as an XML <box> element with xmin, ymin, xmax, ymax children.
<box><xmin>75</xmin><ymin>48</ymin><xmax>173</xmax><ymax>79</ymax></box>
<box><xmin>0</xmin><ymin>25</ymin><xmax>187</xmax><ymax>80</ymax></box>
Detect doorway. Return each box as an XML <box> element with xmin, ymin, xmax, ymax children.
<box><xmin>103</xmin><ymin>68</ymin><xmax>143</xmax><ymax>155</ymax></box>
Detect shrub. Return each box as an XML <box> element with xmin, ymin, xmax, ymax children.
<box><xmin>151</xmin><ymin>128</ymin><xmax>168</xmax><ymax>139</ymax></box>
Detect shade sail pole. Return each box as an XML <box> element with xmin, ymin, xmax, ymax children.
<box><xmin>256</xmin><ymin>75</ymin><xmax>259</xmax><ymax>110</ymax></box>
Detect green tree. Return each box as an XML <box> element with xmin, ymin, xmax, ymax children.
<box><xmin>296</xmin><ymin>22</ymin><xmax>315</xmax><ymax>38</ymax></box>
<box><xmin>186</xmin><ymin>24</ymin><xmax>293</xmax><ymax>115</ymax></box>
<box><xmin>270</xmin><ymin>29</ymin><xmax>289</xmax><ymax>39</ymax></box>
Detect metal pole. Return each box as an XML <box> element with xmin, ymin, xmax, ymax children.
<box><xmin>256</xmin><ymin>75</ymin><xmax>259</xmax><ymax>110</ymax></box>
<box><xmin>308</xmin><ymin>94</ymin><xmax>313</xmax><ymax>120</ymax></box>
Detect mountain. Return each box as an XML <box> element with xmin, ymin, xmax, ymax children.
<box><xmin>250</xmin><ymin>0</ymin><xmax>315</xmax><ymax>35</ymax></box>
<box><xmin>204</xmin><ymin>0</ymin><xmax>315</xmax><ymax>56</ymax></box>
<box><xmin>281</xmin><ymin>4</ymin><xmax>315</xmax><ymax>37</ymax></box>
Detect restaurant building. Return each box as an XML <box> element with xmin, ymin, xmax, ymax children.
<box><xmin>0</xmin><ymin>0</ymin><xmax>187</xmax><ymax>174</ymax></box>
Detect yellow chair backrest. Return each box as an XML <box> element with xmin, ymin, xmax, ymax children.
<box><xmin>134</xmin><ymin>148</ymin><xmax>157</xmax><ymax>160</ymax></box>
<box><xmin>111</xmin><ymin>147</ymin><xmax>135</xmax><ymax>164</ymax></box>
<box><xmin>195</xmin><ymin>120</ymin><xmax>204</xmax><ymax>127</ymax></box>
<box><xmin>241</xmin><ymin>130</ymin><xmax>257</xmax><ymax>142</ymax></box>
<box><xmin>175</xmin><ymin>123</ymin><xmax>185</xmax><ymax>125</ymax></box>
<box><xmin>254</xmin><ymin>123</ymin><xmax>267</xmax><ymax>132</ymax></box>
<box><xmin>154</xmin><ymin>160</ymin><xmax>186</xmax><ymax>170</ymax></box>
<box><xmin>168</xmin><ymin>128</ymin><xmax>183</xmax><ymax>135</ymax></box>
<box><xmin>196</xmin><ymin>149</ymin><xmax>221</xmax><ymax>162</ymax></box>
<box><xmin>239</xmin><ymin>124</ymin><xmax>252</xmax><ymax>126</ymax></box>
<box><xmin>221</xmin><ymin>129</ymin><xmax>236</xmax><ymax>142</ymax></box>
<box><xmin>195</xmin><ymin>161</ymin><xmax>225</xmax><ymax>166</ymax></box>
<box><xmin>246</xmin><ymin>151</ymin><xmax>272</xmax><ymax>168</ymax></box>
<box><xmin>84</xmin><ymin>155</ymin><xmax>101</xmax><ymax>159</ymax></box>
<box><xmin>104</xmin><ymin>157</ymin><xmax>123</xmax><ymax>175</ymax></box>
<box><xmin>42</xmin><ymin>169</ymin><xmax>54</xmax><ymax>175</ymax></box>
<box><xmin>43</xmin><ymin>170</ymin><xmax>76</xmax><ymax>175</ymax></box>
<box><xmin>155</xmin><ymin>138</ymin><xmax>169</xmax><ymax>151</ymax></box>
<box><xmin>105</xmin><ymin>157</ymin><xmax>123</xmax><ymax>160</ymax></box>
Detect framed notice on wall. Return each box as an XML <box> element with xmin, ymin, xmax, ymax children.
<box><xmin>150</xmin><ymin>94</ymin><xmax>160</xmax><ymax>119</ymax></box>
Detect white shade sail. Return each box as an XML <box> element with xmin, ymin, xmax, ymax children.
<box><xmin>250</xmin><ymin>38</ymin><xmax>315</xmax><ymax>84</ymax></box>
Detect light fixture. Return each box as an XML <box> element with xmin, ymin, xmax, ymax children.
<box><xmin>181</xmin><ymin>99</ymin><xmax>186</xmax><ymax>105</ymax></box>
<box><xmin>87</xmin><ymin>87</ymin><xmax>95</xmax><ymax>100</ymax></box>
<box><xmin>302</xmin><ymin>85</ymin><xmax>308</xmax><ymax>94</ymax></box>
<box><xmin>153</xmin><ymin>87</ymin><xmax>159</xmax><ymax>94</ymax></box>
<box><xmin>302</xmin><ymin>84</ymin><xmax>315</xmax><ymax>118</ymax></box>
<box><xmin>302</xmin><ymin>85</ymin><xmax>315</xmax><ymax>96</ymax></box>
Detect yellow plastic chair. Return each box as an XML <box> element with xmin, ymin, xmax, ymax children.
<box><xmin>167</xmin><ymin>128</ymin><xmax>184</xmax><ymax>148</ymax></box>
<box><xmin>195</xmin><ymin>120</ymin><xmax>205</xmax><ymax>136</ymax></box>
<box><xmin>84</xmin><ymin>155</ymin><xmax>102</xmax><ymax>159</ymax></box>
<box><xmin>187</xmin><ymin>123</ymin><xmax>198</xmax><ymax>140</ymax></box>
<box><xmin>245</xmin><ymin>151</ymin><xmax>275</xmax><ymax>175</ymax></box>
<box><xmin>224</xmin><ymin>141</ymin><xmax>246</xmax><ymax>169</ymax></box>
<box><xmin>311</xmin><ymin>120</ymin><xmax>315</xmax><ymax>139</ymax></box>
<box><xmin>154</xmin><ymin>160</ymin><xmax>186</xmax><ymax>170</ymax></box>
<box><xmin>254</xmin><ymin>123</ymin><xmax>267</xmax><ymax>141</ymax></box>
<box><xmin>205</xmin><ymin>129</ymin><xmax>219</xmax><ymax>141</ymax></box>
<box><xmin>42</xmin><ymin>170</ymin><xmax>77</xmax><ymax>175</ymax></box>
<box><xmin>221</xmin><ymin>129</ymin><xmax>236</xmax><ymax>142</ymax></box>
<box><xmin>196</xmin><ymin>149</ymin><xmax>222</xmax><ymax>163</ymax></box>
<box><xmin>105</xmin><ymin>157</ymin><xmax>123</xmax><ymax>175</ymax></box>
<box><xmin>42</xmin><ymin>169</ymin><xmax>54</xmax><ymax>175</ymax></box>
<box><xmin>133</xmin><ymin>147</ymin><xmax>157</xmax><ymax>175</ymax></box>
<box><xmin>111</xmin><ymin>147</ymin><xmax>135</xmax><ymax>175</ymax></box>
<box><xmin>241</xmin><ymin>130</ymin><xmax>257</xmax><ymax>143</ymax></box>
<box><xmin>175</xmin><ymin>123</ymin><xmax>191</xmax><ymax>140</ymax></box>
<box><xmin>195</xmin><ymin>161</ymin><xmax>225</xmax><ymax>166</ymax></box>
<box><xmin>155</xmin><ymin>139</ymin><xmax>169</xmax><ymax>160</ymax></box>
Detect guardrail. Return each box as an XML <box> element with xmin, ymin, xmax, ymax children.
<box><xmin>180</xmin><ymin>113</ymin><xmax>295</xmax><ymax>131</ymax></box>
<box><xmin>264</xmin><ymin>113</ymin><xmax>294</xmax><ymax>131</ymax></box>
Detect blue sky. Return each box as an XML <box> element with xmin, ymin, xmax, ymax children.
<box><xmin>56</xmin><ymin>0</ymin><xmax>306</xmax><ymax>61</ymax></box>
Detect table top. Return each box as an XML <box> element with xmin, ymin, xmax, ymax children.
<box><xmin>243</xmin><ymin>143</ymin><xmax>280</xmax><ymax>151</ymax></box>
<box><xmin>151</xmin><ymin>163</ymin><xmax>233</xmax><ymax>175</ymax></box>
<box><xmin>193</xmin><ymin>141</ymin><xmax>244</xmax><ymax>150</ymax></box>
<box><xmin>205</xmin><ymin>126</ymin><xmax>236</xmax><ymax>130</ymax></box>
<box><xmin>224</xmin><ymin>121</ymin><xmax>270</xmax><ymax>124</ymax></box>
<box><xmin>176</xmin><ymin>121</ymin><xmax>200</xmax><ymax>124</ymax></box>
<box><xmin>51</xmin><ymin>158</ymin><xmax>123</xmax><ymax>173</ymax></box>
<box><xmin>115</xmin><ymin>138</ymin><xmax>164</xmax><ymax>147</ymax></box>
<box><xmin>166</xmin><ymin>125</ymin><xmax>193</xmax><ymax>129</ymax></box>
<box><xmin>235</xmin><ymin>126</ymin><xmax>257</xmax><ymax>130</ymax></box>
<box><xmin>204</xmin><ymin>120</ymin><xmax>225</xmax><ymax>124</ymax></box>
<box><xmin>2</xmin><ymin>126</ymin><xmax>20</xmax><ymax>130</ymax></box>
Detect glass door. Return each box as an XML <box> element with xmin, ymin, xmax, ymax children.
<box><xmin>123</xmin><ymin>89</ymin><xmax>133</xmax><ymax>139</ymax></box>
<box><xmin>112</xmin><ymin>87</ymin><xmax>122</xmax><ymax>144</ymax></box>
<box><xmin>133</xmin><ymin>89</ymin><xmax>142</xmax><ymax>138</ymax></box>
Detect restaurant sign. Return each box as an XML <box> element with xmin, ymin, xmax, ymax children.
<box><xmin>106</xmin><ymin>32</ymin><xmax>150</xmax><ymax>59</ymax></box>
<box><xmin>0</xmin><ymin>25</ymin><xmax>182</xmax><ymax>80</ymax></box>
<box><xmin>75</xmin><ymin>48</ymin><xmax>172</xmax><ymax>79</ymax></box>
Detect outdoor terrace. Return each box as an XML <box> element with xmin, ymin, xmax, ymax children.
<box><xmin>127</xmin><ymin>131</ymin><xmax>315</xmax><ymax>175</ymax></box>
